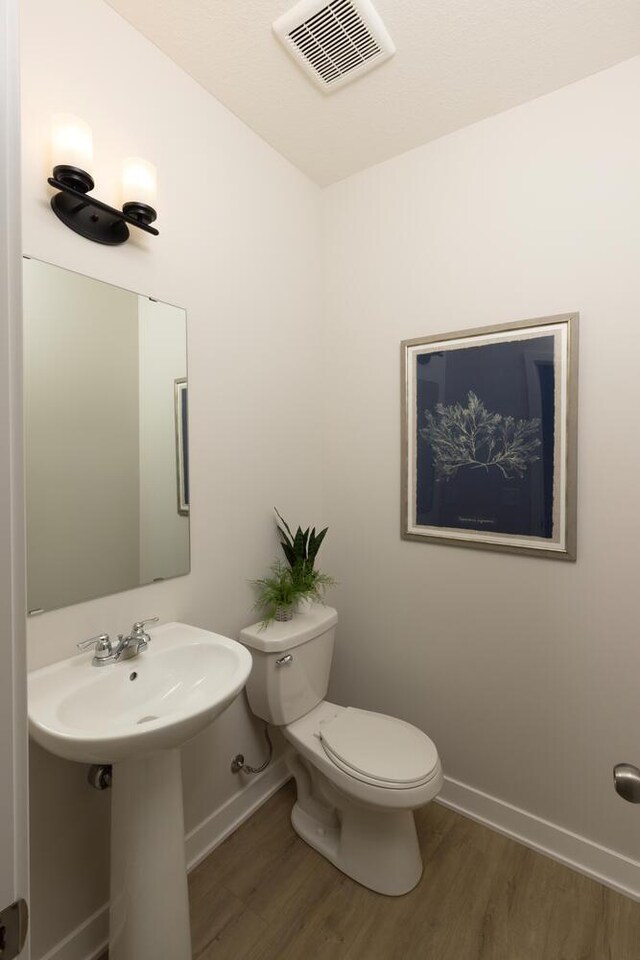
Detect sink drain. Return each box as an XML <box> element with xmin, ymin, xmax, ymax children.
<box><xmin>137</xmin><ymin>715</ymin><xmax>159</xmax><ymax>725</ymax></box>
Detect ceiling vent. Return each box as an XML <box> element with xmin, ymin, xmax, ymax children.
<box><xmin>273</xmin><ymin>0</ymin><xmax>395</xmax><ymax>94</ymax></box>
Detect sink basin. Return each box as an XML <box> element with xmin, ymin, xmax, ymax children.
<box><xmin>28</xmin><ymin>621</ymin><xmax>253</xmax><ymax>960</ymax></box>
<box><xmin>28</xmin><ymin>621</ymin><xmax>252</xmax><ymax>763</ymax></box>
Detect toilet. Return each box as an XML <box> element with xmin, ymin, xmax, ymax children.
<box><xmin>239</xmin><ymin>604</ymin><xmax>443</xmax><ymax>896</ymax></box>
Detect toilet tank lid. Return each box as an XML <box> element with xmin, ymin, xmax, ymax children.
<box><xmin>240</xmin><ymin>604</ymin><xmax>337</xmax><ymax>652</ymax></box>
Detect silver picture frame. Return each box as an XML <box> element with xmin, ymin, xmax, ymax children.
<box><xmin>401</xmin><ymin>313</ymin><xmax>578</xmax><ymax>560</ymax></box>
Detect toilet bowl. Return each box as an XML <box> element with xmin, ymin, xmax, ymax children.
<box><xmin>239</xmin><ymin>604</ymin><xmax>443</xmax><ymax>896</ymax></box>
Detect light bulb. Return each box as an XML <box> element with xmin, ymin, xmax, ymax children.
<box><xmin>122</xmin><ymin>157</ymin><xmax>157</xmax><ymax>209</ymax></box>
<box><xmin>51</xmin><ymin>114</ymin><xmax>93</xmax><ymax>172</ymax></box>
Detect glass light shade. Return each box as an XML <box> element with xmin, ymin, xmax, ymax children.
<box><xmin>51</xmin><ymin>114</ymin><xmax>93</xmax><ymax>172</ymax></box>
<box><xmin>122</xmin><ymin>158</ymin><xmax>157</xmax><ymax>209</ymax></box>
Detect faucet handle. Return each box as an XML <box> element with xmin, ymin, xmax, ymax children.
<box><xmin>131</xmin><ymin>617</ymin><xmax>159</xmax><ymax>635</ymax></box>
<box><xmin>77</xmin><ymin>634</ymin><xmax>113</xmax><ymax>663</ymax></box>
<box><xmin>77</xmin><ymin>633</ymin><xmax>111</xmax><ymax>651</ymax></box>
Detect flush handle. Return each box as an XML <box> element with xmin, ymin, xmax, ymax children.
<box><xmin>275</xmin><ymin>654</ymin><xmax>293</xmax><ymax>667</ymax></box>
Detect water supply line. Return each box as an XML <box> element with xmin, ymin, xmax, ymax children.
<box><xmin>231</xmin><ymin>722</ymin><xmax>273</xmax><ymax>775</ymax></box>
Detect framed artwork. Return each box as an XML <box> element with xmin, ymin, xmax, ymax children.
<box><xmin>401</xmin><ymin>314</ymin><xmax>578</xmax><ymax>560</ymax></box>
<box><xmin>174</xmin><ymin>378</ymin><xmax>189</xmax><ymax>517</ymax></box>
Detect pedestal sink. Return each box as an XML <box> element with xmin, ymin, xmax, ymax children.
<box><xmin>28</xmin><ymin>621</ymin><xmax>253</xmax><ymax>960</ymax></box>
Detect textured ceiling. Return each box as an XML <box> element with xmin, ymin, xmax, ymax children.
<box><xmin>105</xmin><ymin>0</ymin><xmax>640</xmax><ymax>185</ymax></box>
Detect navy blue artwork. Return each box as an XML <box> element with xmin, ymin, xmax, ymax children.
<box><xmin>415</xmin><ymin>335</ymin><xmax>556</xmax><ymax>538</ymax></box>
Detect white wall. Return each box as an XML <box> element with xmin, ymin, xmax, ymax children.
<box><xmin>21</xmin><ymin>0</ymin><xmax>322</xmax><ymax>956</ymax></box>
<box><xmin>322</xmin><ymin>57</ymin><xmax>640</xmax><ymax>864</ymax></box>
<box><xmin>138</xmin><ymin>296</ymin><xmax>189</xmax><ymax>584</ymax></box>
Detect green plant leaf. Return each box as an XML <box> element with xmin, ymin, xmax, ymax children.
<box><xmin>274</xmin><ymin>512</ymin><xmax>330</xmax><ymax>582</ymax></box>
<box><xmin>308</xmin><ymin>526</ymin><xmax>328</xmax><ymax>563</ymax></box>
<box><xmin>280</xmin><ymin>542</ymin><xmax>297</xmax><ymax>568</ymax></box>
<box><xmin>274</xmin><ymin>507</ymin><xmax>294</xmax><ymax>545</ymax></box>
<box><xmin>293</xmin><ymin>527</ymin><xmax>305</xmax><ymax>561</ymax></box>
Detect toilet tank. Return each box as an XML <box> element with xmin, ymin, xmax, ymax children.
<box><xmin>239</xmin><ymin>605</ymin><xmax>337</xmax><ymax>726</ymax></box>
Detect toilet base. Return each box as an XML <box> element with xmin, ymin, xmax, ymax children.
<box><xmin>288</xmin><ymin>753</ymin><xmax>424</xmax><ymax>896</ymax></box>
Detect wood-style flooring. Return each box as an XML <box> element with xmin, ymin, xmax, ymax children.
<box><xmin>186</xmin><ymin>781</ymin><xmax>640</xmax><ymax>960</ymax></box>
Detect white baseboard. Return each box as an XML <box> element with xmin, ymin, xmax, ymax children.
<box><xmin>37</xmin><ymin>904</ymin><xmax>108</xmax><ymax>960</ymax></box>
<box><xmin>38</xmin><ymin>758</ymin><xmax>291</xmax><ymax>960</ymax></box>
<box><xmin>438</xmin><ymin>775</ymin><xmax>640</xmax><ymax>901</ymax></box>
<box><xmin>185</xmin><ymin>757</ymin><xmax>291</xmax><ymax>870</ymax></box>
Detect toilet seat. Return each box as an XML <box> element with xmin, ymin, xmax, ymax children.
<box><xmin>319</xmin><ymin>707</ymin><xmax>440</xmax><ymax>790</ymax></box>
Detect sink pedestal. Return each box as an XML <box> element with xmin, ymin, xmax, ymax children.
<box><xmin>110</xmin><ymin>749</ymin><xmax>191</xmax><ymax>960</ymax></box>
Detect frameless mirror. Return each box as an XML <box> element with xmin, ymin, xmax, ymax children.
<box><xmin>23</xmin><ymin>257</ymin><xmax>190</xmax><ymax>613</ymax></box>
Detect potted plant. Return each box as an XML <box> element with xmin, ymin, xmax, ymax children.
<box><xmin>275</xmin><ymin>508</ymin><xmax>336</xmax><ymax>608</ymax></box>
<box><xmin>251</xmin><ymin>511</ymin><xmax>336</xmax><ymax>627</ymax></box>
<box><xmin>252</xmin><ymin>561</ymin><xmax>305</xmax><ymax>625</ymax></box>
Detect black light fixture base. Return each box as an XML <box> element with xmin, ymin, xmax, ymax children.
<box><xmin>122</xmin><ymin>201</ymin><xmax>157</xmax><ymax>226</ymax></box>
<box><xmin>50</xmin><ymin>191</ymin><xmax>130</xmax><ymax>245</ymax></box>
<box><xmin>52</xmin><ymin>164</ymin><xmax>95</xmax><ymax>193</ymax></box>
<box><xmin>47</xmin><ymin>171</ymin><xmax>159</xmax><ymax>244</ymax></box>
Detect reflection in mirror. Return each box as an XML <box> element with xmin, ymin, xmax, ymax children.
<box><xmin>23</xmin><ymin>258</ymin><xmax>190</xmax><ymax>613</ymax></box>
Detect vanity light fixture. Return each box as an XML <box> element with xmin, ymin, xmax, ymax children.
<box><xmin>48</xmin><ymin>114</ymin><xmax>159</xmax><ymax>245</ymax></box>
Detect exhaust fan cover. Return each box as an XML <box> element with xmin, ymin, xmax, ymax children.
<box><xmin>273</xmin><ymin>0</ymin><xmax>395</xmax><ymax>94</ymax></box>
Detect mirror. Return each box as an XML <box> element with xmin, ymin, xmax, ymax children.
<box><xmin>23</xmin><ymin>258</ymin><xmax>190</xmax><ymax>613</ymax></box>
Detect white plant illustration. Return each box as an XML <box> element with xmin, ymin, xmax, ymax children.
<box><xmin>420</xmin><ymin>391</ymin><xmax>541</xmax><ymax>481</ymax></box>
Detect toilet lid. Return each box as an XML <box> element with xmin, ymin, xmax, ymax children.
<box><xmin>319</xmin><ymin>708</ymin><xmax>439</xmax><ymax>787</ymax></box>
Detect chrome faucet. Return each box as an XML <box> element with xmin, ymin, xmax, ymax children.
<box><xmin>113</xmin><ymin>618</ymin><xmax>159</xmax><ymax>661</ymax></box>
<box><xmin>77</xmin><ymin>618</ymin><xmax>159</xmax><ymax>666</ymax></box>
